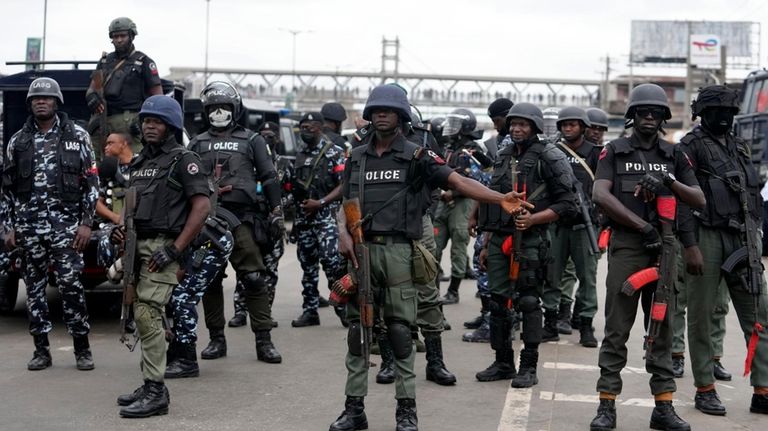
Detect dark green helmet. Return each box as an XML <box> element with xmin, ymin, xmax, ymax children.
<box><xmin>556</xmin><ymin>106</ymin><xmax>591</xmax><ymax>130</ymax></box>
<box><xmin>506</xmin><ymin>102</ymin><xmax>544</xmax><ymax>134</ymax></box>
<box><xmin>690</xmin><ymin>85</ymin><xmax>740</xmax><ymax>120</ymax></box>
<box><xmin>362</xmin><ymin>85</ymin><xmax>411</xmax><ymax>122</ymax></box>
<box><xmin>625</xmin><ymin>83</ymin><xmax>671</xmax><ymax>120</ymax></box>
<box><xmin>109</xmin><ymin>17</ymin><xmax>137</xmax><ymax>37</ymax></box>
<box><xmin>27</xmin><ymin>77</ymin><xmax>64</xmax><ymax>105</ymax></box>
<box><xmin>585</xmin><ymin>108</ymin><xmax>609</xmax><ymax>129</ymax></box>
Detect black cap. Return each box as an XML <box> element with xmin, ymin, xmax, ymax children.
<box><xmin>299</xmin><ymin>112</ymin><xmax>325</xmax><ymax>124</ymax></box>
<box><xmin>488</xmin><ymin>98</ymin><xmax>514</xmax><ymax>118</ymax></box>
<box><xmin>259</xmin><ymin>121</ymin><xmax>280</xmax><ymax>132</ymax></box>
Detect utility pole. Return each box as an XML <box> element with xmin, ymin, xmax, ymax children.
<box><xmin>204</xmin><ymin>0</ymin><xmax>211</xmax><ymax>84</ymax></box>
<box><xmin>41</xmin><ymin>0</ymin><xmax>48</xmax><ymax>68</ymax></box>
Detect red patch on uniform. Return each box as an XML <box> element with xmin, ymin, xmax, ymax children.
<box><xmin>427</xmin><ymin>150</ymin><xmax>445</xmax><ymax>165</ymax></box>
<box><xmin>333</xmin><ymin>164</ymin><xmax>345</xmax><ymax>173</ymax></box>
<box><xmin>433</xmin><ymin>227</ymin><xmax>439</xmax><ymax>236</ymax></box>
<box><xmin>149</xmin><ymin>62</ymin><xmax>158</xmax><ymax>75</ymax></box>
<box><xmin>88</xmin><ymin>161</ymin><xmax>98</xmax><ymax>175</ymax></box>
<box><xmin>599</xmin><ymin>147</ymin><xmax>608</xmax><ymax>160</ymax></box>
<box><xmin>683</xmin><ymin>152</ymin><xmax>693</xmax><ymax>167</ymax></box>
<box><xmin>284</xmin><ymin>182</ymin><xmax>293</xmax><ymax>192</ymax></box>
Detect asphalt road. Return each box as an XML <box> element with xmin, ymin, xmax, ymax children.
<box><xmin>0</xmin><ymin>243</ymin><xmax>764</xmax><ymax>431</ymax></box>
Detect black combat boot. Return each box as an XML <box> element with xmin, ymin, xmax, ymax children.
<box><xmin>649</xmin><ymin>400</ymin><xmax>690</xmax><ymax>431</ymax></box>
<box><xmin>441</xmin><ymin>277</ymin><xmax>461</xmax><ymax>305</ymax></box>
<box><xmin>751</xmin><ymin>392</ymin><xmax>768</xmax><ymax>414</ymax></box>
<box><xmin>318</xmin><ymin>295</ymin><xmax>330</xmax><ymax>308</ymax></box>
<box><xmin>28</xmin><ymin>334</ymin><xmax>52</xmax><ymax>371</ymax></box>
<box><xmin>671</xmin><ymin>356</ymin><xmax>684</xmax><ymax>378</ymax></box>
<box><xmin>291</xmin><ymin>310</ymin><xmax>320</xmax><ymax>327</ymax></box>
<box><xmin>119</xmin><ymin>380</ymin><xmax>170</xmax><ymax>418</ymax></box>
<box><xmin>255</xmin><ymin>330</ymin><xmax>282</xmax><ymax>363</ymax></box>
<box><xmin>376</xmin><ymin>335</ymin><xmax>396</xmax><ymax>384</ymax></box>
<box><xmin>510</xmin><ymin>348</ymin><xmax>539</xmax><ymax>388</ymax></box>
<box><xmin>73</xmin><ymin>335</ymin><xmax>95</xmax><ymax>371</ymax></box>
<box><xmin>713</xmin><ymin>359</ymin><xmax>732</xmax><ymax>381</ymax></box>
<box><xmin>570</xmin><ymin>299</ymin><xmax>583</xmax><ymax>328</ymax></box>
<box><xmin>464</xmin><ymin>312</ymin><xmax>486</xmax><ymax>329</ymax></box>
<box><xmin>117</xmin><ymin>381</ymin><xmax>170</xmax><ymax>407</ymax></box>
<box><xmin>694</xmin><ymin>389</ymin><xmax>726</xmax><ymax>416</ymax></box>
<box><xmin>329</xmin><ymin>396</ymin><xmax>367</xmax><ymax>431</ymax></box>
<box><xmin>579</xmin><ymin>317</ymin><xmax>598</xmax><ymax>348</ymax></box>
<box><xmin>557</xmin><ymin>302</ymin><xmax>573</xmax><ymax>335</ymax></box>
<box><xmin>589</xmin><ymin>399</ymin><xmax>617</xmax><ymax>431</ymax></box>
<box><xmin>227</xmin><ymin>311</ymin><xmax>247</xmax><ymax>328</ymax></box>
<box><xmin>200</xmin><ymin>328</ymin><xmax>227</xmax><ymax>359</ymax></box>
<box><xmin>476</xmin><ymin>316</ymin><xmax>515</xmax><ymax>381</ymax></box>
<box><xmin>395</xmin><ymin>398</ymin><xmax>418</xmax><ymax>431</ymax></box>
<box><xmin>165</xmin><ymin>342</ymin><xmax>199</xmax><ymax>379</ymax></box>
<box><xmin>541</xmin><ymin>308</ymin><xmax>560</xmax><ymax>342</ymax></box>
<box><xmin>462</xmin><ymin>314</ymin><xmax>490</xmax><ymax>343</ymax></box>
<box><xmin>424</xmin><ymin>334</ymin><xmax>456</xmax><ymax>385</ymax></box>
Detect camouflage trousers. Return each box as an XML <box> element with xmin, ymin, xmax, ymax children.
<box><xmin>233</xmin><ymin>238</ymin><xmax>285</xmax><ymax>315</ymax></box>
<box><xmin>95</xmin><ymin>222</ymin><xmax>119</xmax><ymax>268</ymax></box>
<box><xmin>0</xmin><ymin>249</ymin><xmax>9</xmax><ymax>276</ymax></box>
<box><xmin>170</xmin><ymin>231</ymin><xmax>234</xmax><ymax>344</ymax></box>
<box><xmin>295</xmin><ymin>213</ymin><xmax>344</xmax><ymax>312</ymax></box>
<box><xmin>16</xmin><ymin>224</ymin><xmax>90</xmax><ymax>337</ymax></box>
<box><xmin>472</xmin><ymin>234</ymin><xmax>490</xmax><ymax>298</ymax></box>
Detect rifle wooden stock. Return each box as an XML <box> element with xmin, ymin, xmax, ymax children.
<box><xmin>509</xmin><ymin>174</ymin><xmax>525</xmax><ymax>281</ymax></box>
<box><xmin>343</xmin><ymin>198</ymin><xmax>372</xmax><ymax>361</ymax></box>
<box><xmin>119</xmin><ymin>187</ymin><xmax>138</xmax><ymax>351</ymax></box>
<box><xmin>88</xmin><ymin>66</ymin><xmax>108</xmax><ymax>148</ymax></box>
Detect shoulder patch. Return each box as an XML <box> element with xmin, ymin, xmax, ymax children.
<box><xmin>187</xmin><ymin>162</ymin><xmax>200</xmax><ymax>175</ymax></box>
<box><xmin>682</xmin><ymin>151</ymin><xmax>693</xmax><ymax>168</ymax></box>
<box><xmin>426</xmin><ymin>149</ymin><xmax>445</xmax><ymax>165</ymax></box>
<box><xmin>599</xmin><ymin>147</ymin><xmax>608</xmax><ymax>160</ymax></box>
<box><xmin>148</xmin><ymin>62</ymin><xmax>158</xmax><ymax>75</ymax></box>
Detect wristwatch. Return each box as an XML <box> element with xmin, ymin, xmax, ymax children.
<box><xmin>663</xmin><ymin>173</ymin><xmax>676</xmax><ymax>188</ymax></box>
<box><xmin>319</xmin><ymin>198</ymin><xmax>326</xmax><ymax>207</ymax></box>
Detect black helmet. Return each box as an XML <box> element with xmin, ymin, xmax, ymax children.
<box><xmin>428</xmin><ymin>117</ymin><xmax>445</xmax><ymax>138</ymax></box>
<box><xmin>585</xmin><ymin>108</ymin><xmax>609</xmax><ymax>129</ymax></box>
<box><xmin>139</xmin><ymin>95</ymin><xmax>184</xmax><ymax>131</ymax></box>
<box><xmin>201</xmin><ymin>81</ymin><xmax>241</xmax><ymax>120</ymax></box>
<box><xmin>625</xmin><ymin>83</ymin><xmax>671</xmax><ymax>120</ymax></box>
<box><xmin>506</xmin><ymin>103</ymin><xmax>544</xmax><ymax>134</ymax></box>
<box><xmin>487</xmin><ymin>98</ymin><xmax>514</xmax><ymax>118</ymax></box>
<box><xmin>27</xmin><ymin>77</ymin><xmax>64</xmax><ymax>105</ymax></box>
<box><xmin>691</xmin><ymin>85</ymin><xmax>740</xmax><ymax>120</ymax></box>
<box><xmin>556</xmin><ymin>106</ymin><xmax>591</xmax><ymax>130</ymax></box>
<box><xmin>320</xmin><ymin>102</ymin><xmax>347</xmax><ymax>123</ymax></box>
<box><xmin>362</xmin><ymin>85</ymin><xmax>411</xmax><ymax>122</ymax></box>
<box><xmin>443</xmin><ymin>108</ymin><xmax>477</xmax><ymax>137</ymax></box>
<box><xmin>109</xmin><ymin>17</ymin><xmax>137</xmax><ymax>36</ymax></box>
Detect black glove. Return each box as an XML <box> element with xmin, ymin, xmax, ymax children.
<box><xmin>269</xmin><ymin>209</ymin><xmax>285</xmax><ymax>240</ymax></box>
<box><xmin>110</xmin><ymin>225</ymin><xmax>126</xmax><ymax>244</ymax></box>
<box><xmin>86</xmin><ymin>92</ymin><xmax>103</xmax><ymax>112</ymax></box>
<box><xmin>640</xmin><ymin>223</ymin><xmax>662</xmax><ymax>251</ymax></box>
<box><xmin>637</xmin><ymin>173</ymin><xmax>663</xmax><ymax>195</ymax></box>
<box><xmin>148</xmin><ymin>244</ymin><xmax>180</xmax><ymax>271</ymax></box>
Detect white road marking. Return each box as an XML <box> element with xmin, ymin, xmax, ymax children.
<box><xmin>57</xmin><ymin>346</ymin><xmax>73</xmax><ymax>352</ymax></box>
<box><xmin>540</xmin><ymin>391</ymin><xmax>694</xmax><ymax>408</ymax></box>
<box><xmin>542</xmin><ymin>361</ymin><xmax>646</xmax><ymax>374</ymax></box>
<box><xmin>498</xmin><ymin>387</ymin><xmax>533</xmax><ymax>431</ymax></box>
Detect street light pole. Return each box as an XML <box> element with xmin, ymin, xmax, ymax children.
<box><xmin>279</xmin><ymin>28</ymin><xmax>312</xmax><ymax>91</ymax></box>
<box><xmin>41</xmin><ymin>0</ymin><xmax>48</xmax><ymax>68</ymax></box>
<box><xmin>204</xmin><ymin>0</ymin><xmax>211</xmax><ymax>85</ymax></box>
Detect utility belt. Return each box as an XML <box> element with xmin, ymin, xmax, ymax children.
<box><xmin>364</xmin><ymin>234</ymin><xmax>410</xmax><ymax>245</ymax></box>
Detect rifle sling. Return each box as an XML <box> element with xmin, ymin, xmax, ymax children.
<box><xmin>557</xmin><ymin>142</ymin><xmax>595</xmax><ymax>181</ymax></box>
<box><xmin>297</xmin><ymin>138</ymin><xmax>336</xmax><ymax>192</ymax></box>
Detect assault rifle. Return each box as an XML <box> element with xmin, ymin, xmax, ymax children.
<box><xmin>720</xmin><ymin>170</ymin><xmax>764</xmax><ymax>375</ymax></box>
<box><xmin>119</xmin><ymin>187</ymin><xmax>138</xmax><ymax>351</ymax></box>
<box><xmin>575</xmin><ymin>187</ymin><xmax>601</xmax><ymax>255</ymax></box>
<box><xmin>620</xmin><ymin>196</ymin><xmax>677</xmax><ymax>360</ymax></box>
<box><xmin>343</xmin><ymin>198</ymin><xmax>373</xmax><ymax>363</ymax></box>
<box><xmin>86</xmin><ymin>58</ymin><xmax>108</xmax><ymax>151</ymax></box>
<box><xmin>509</xmin><ymin>162</ymin><xmax>525</xmax><ymax>282</ymax></box>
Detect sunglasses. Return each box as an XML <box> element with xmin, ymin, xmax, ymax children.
<box><xmin>635</xmin><ymin>107</ymin><xmax>666</xmax><ymax>120</ymax></box>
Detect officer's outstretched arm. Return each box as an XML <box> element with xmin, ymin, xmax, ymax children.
<box><xmin>173</xmin><ymin>195</ymin><xmax>210</xmax><ymax>253</ymax></box>
<box><xmin>446</xmin><ymin>172</ymin><xmax>529</xmax><ymax>212</ymax></box>
<box><xmin>592</xmin><ymin>179</ymin><xmax>647</xmax><ymax>231</ymax></box>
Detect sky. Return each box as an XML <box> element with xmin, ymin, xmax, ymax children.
<box><xmin>0</xmin><ymin>0</ymin><xmax>766</xmax><ymax>85</ymax></box>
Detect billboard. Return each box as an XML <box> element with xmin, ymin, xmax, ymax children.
<box><xmin>689</xmin><ymin>34</ymin><xmax>722</xmax><ymax>67</ymax></box>
<box><xmin>25</xmin><ymin>37</ymin><xmax>41</xmax><ymax>70</ymax></box>
<box><xmin>630</xmin><ymin>20</ymin><xmax>757</xmax><ymax>66</ymax></box>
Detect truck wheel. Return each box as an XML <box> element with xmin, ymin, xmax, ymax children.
<box><xmin>0</xmin><ymin>272</ymin><xmax>20</xmax><ymax>313</ymax></box>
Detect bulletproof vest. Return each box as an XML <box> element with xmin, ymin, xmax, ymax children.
<box><xmin>609</xmin><ymin>137</ymin><xmax>675</xmax><ymax>224</ymax></box>
<box><xmin>558</xmin><ymin>140</ymin><xmax>597</xmax><ymax>195</ymax></box>
<box><xmin>130</xmin><ymin>143</ymin><xmax>189</xmax><ymax>234</ymax></box>
<box><xmin>293</xmin><ymin>139</ymin><xmax>337</xmax><ymax>199</ymax></box>
<box><xmin>11</xmin><ymin>112</ymin><xmax>82</xmax><ymax>203</ymax></box>
<box><xmin>445</xmin><ymin>137</ymin><xmax>479</xmax><ymax>176</ymax></box>
<box><xmin>102</xmin><ymin>50</ymin><xmax>147</xmax><ymax>108</ymax></box>
<box><xmin>346</xmin><ymin>140</ymin><xmax>425</xmax><ymax>239</ymax></box>
<box><xmin>681</xmin><ymin>127</ymin><xmax>762</xmax><ymax>226</ymax></box>
<box><xmin>478</xmin><ymin>139</ymin><xmax>555</xmax><ymax>234</ymax></box>
<box><xmin>193</xmin><ymin>128</ymin><xmax>263</xmax><ymax>209</ymax></box>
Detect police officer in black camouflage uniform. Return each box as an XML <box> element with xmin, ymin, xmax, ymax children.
<box><xmin>112</xmin><ymin>95</ymin><xmax>210</xmax><ymax>418</ymax></box>
<box><xmin>2</xmin><ymin>77</ymin><xmax>99</xmax><ymax>372</ymax></box>
<box><xmin>590</xmin><ymin>83</ymin><xmax>705</xmax><ymax>431</ymax></box>
<box><xmin>190</xmin><ymin>82</ymin><xmax>284</xmax><ymax>364</ymax></box>
<box><xmin>86</xmin><ymin>17</ymin><xmax>163</xmax><ymax>157</ymax></box>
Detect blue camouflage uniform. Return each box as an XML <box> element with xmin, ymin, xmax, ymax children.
<box><xmin>1</xmin><ymin>113</ymin><xmax>99</xmax><ymax>337</ymax></box>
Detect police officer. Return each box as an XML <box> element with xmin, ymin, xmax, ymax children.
<box><xmin>289</xmin><ymin>112</ymin><xmax>346</xmax><ymax>327</ymax></box>
<box><xmin>585</xmin><ymin>107</ymin><xmax>610</xmax><ymax>146</ymax></box>
<box><xmin>86</xmin><ymin>17</ymin><xmax>162</xmax><ymax>157</ymax></box>
<box><xmin>108</xmin><ymin>95</ymin><xmax>210</xmax><ymax>418</ymax></box>
<box><xmin>329</xmin><ymin>84</ymin><xmax>526</xmax><ymax>431</ymax></box>
<box><xmin>475</xmin><ymin>103</ymin><xmax>578</xmax><ymax>388</ymax></box>
<box><xmin>541</xmin><ymin>106</ymin><xmax>600</xmax><ymax>347</ymax></box>
<box><xmin>678</xmin><ymin>84</ymin><xmax>768</xmax><ymax>416</ymax></box>
<box><xmin>190</xmin><ymin>82</ymin><xmax>284</xmax><ymax>364</ymax></box>
<box><xmin>590</xmin><ymin>83</ymin><xmax>705</xmax><ymax>431</ymax></box>
<box><xmin>484</xmin><ymin>98</ymin><xmax>514</xmax><ymax>160</ymax></box>
<box><xmin>1</xmin><ymin>77</ymin><xmax>99</xmax><ymax>372</ymax></box>
<box><xmin>435</xmin><ymin>108</ymin><xmax>491</xmax><ymax>304</ymax></box>
<box><xmin>321</xmin><ymin>102</ymin><xmax>350</xmax><ymax>150</ymax></box>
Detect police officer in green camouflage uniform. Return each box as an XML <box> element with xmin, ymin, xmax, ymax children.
<box><xmin>590</xmin><ymin>84</ymin><xmax>705</xmax><ymax>431</ymax></box>
<box><xmin>678</xmin><ymin>84</ymin><xmax>768</xmax><ymax>416</ymax></box>
<box><xmin>111</xmin><ymin>95</ymin><xmax>210</xmax><ymax>418</ymax></box>
<box><xmin>330</xmin><ymin>84</ymin><xmax>526</xmax><ymax>431</ymax></box>
<box><xmin>475</xmin><ymin>103</ymin><xmax>578</xmax><ymax>388</ymax></box>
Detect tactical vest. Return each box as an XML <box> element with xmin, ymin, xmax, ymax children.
<box><xmin>346</xmin><ymin>141</ymin><xmax>425</xmax><ymax>239</ymax></box>
<box><xmin>681</xmin><ymin>128</ymin><xmax>761</xmax><ymax>226</ymax></box>
<box><xmin>293</xmin><ymin>139</ymin><xmax>337</xmax><ymax>199</ymax></box>
<box><xmin>130</xmin><ymin>144</ymin><xmax>189</xmax><ymax>234</ymax></box>
<box><xmin>102</xmin><ymin>50</ymin><xmax>147</xmax><ymax>108</ymax></box>
<box><xmin>445</xmin><ymin>137</ymin><xmax>478</xmax><ymax>177</ymax></box>
<box><xmin>478</xmin><ymin>140</ymin><xmax>554</xmax><ymax>234</ymax></box>
<box><xmin>11</xmin><ymin>112</ymin><xmax>82</xmax><ymax>203</ymax></box>
<box><xmin>609</xmin><ymin>137</ymin><xmax>675</xmax><ymax>225</ymax></box>
<box><xmin>193</xmin><ymin>128</ymin><xmax>263</xmax><ymax>209</ymax></box>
